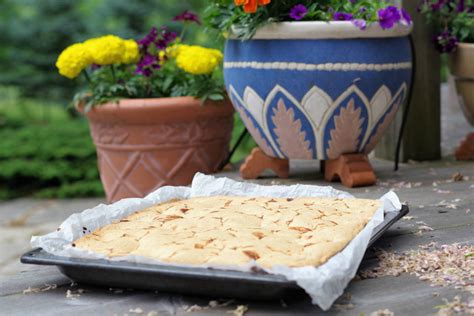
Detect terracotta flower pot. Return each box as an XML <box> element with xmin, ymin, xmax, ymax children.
<box><xmin>449</xmin><ymin>43</ymin><xmax>474</xmax><ymax>126</ymax></box>
<box><xmin>82</xmin><ymin>97</ymin><xmax>234</xmax><ymax>202</ymax></box>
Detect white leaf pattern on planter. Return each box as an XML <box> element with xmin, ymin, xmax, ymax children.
<box><xmin>271</xmin><ymin>98</ymin><xmax>312</xmax><ymax>159</ymax></box>
<box><xmin>229</xmin><ymin>86</ymin><xmax>275</xmax><ymax>156</ymax></box>
<box><xmin>301</xmin><ymin>86</ymin><xmax>333</xmax><ymax>130</ymax></box>
<box><xmin>326</xmin><ymin>99</ymin><xmax>365</xmax><ymax>159</ymax></box>
<box><xmin>243</xmin><ymin>87</ymin><xmax>265</xmax><ymax>128</ymax></box>
<box><xmin>369</xmin><ymin>85</ymin><xmax>392</xmax><ymax>126</ymax></box>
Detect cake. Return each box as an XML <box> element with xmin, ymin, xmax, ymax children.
<box><xmin>74</xmin><ymin>196</ymin><xmax>380</xmax><ymax>268</ymax></box>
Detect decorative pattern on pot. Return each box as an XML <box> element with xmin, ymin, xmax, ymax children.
<box><xmin>229</xmin><ymin>83</ymin><xmax>407</xmax><ymax>160</ymax></box>
<box><xmin>85</xmin><ymin>99</ymin><xmax>234</xmax><ymax>203</ymax></box>
<box><xmin>224</xmin><ymin>30</ymin><xmax>412</xmax><ymax>161</ymax></box>
<box><xmin>89</xmin><ymin>117</ymin><xmax>233</xmax><ymax>202</ymax></box>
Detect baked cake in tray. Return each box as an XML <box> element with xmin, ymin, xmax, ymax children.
<box><xmin>74</xmin><ymin>196</ymin><xmax>380</xmax><ymax>268</ymax></box>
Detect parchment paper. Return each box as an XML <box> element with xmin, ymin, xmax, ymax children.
<box><xmin>31</xmin><ymin>173</ymin><xmax>402</xmax><ymax>310</ymax></box>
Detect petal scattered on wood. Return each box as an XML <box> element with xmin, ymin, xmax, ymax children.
<box><xmin>66</xmin><ymin>289</ymin><xmax>83</xmax><ymax>299</ymax></box>
<box><xmin>436</xmin><ymin>296</ymin><xmax>474</xmax><ymax>316</ymax></box>
<box><xmin>360</xmin><ymin>243</ymin><xmax>474</xmax><ymax>294</ymax></box>
<box><xmin>227</xmin><ymin>305</ymin><xmax>248</xmax><ymax>316</ymax></box>
<box><xmin>370</xmin><ymin>309</ymin><xmax>395</xmax><ymax>316</ymax></box>
<box><xmin>23</xmin><ymin>284</ymin><xmax>57</xmax><ymax>294</ymax></box>
<box><xmin>129</xmin><ymin>308</ymin><xmax>144</xmax><ymax>314</ymax></box>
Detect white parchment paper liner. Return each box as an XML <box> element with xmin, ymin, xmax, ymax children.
<box><xmin>31</xmin><ymin>173</ymin><xmax>402</xmax><ymax>311</ymax></box>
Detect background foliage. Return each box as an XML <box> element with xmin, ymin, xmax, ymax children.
<box><xmin>0</xmin><ymin>86</ymin><xmax>103</xmax><ymax>199</ymax></box>
<box><xmin>0</xmin><ymin>0</ymin><xmax>213</xmax><ymax>101</ymax></box>
<box><xmin>0</xmin><ymin>0</ymin><xmax>255</xmax><ymax>200</ymax></box>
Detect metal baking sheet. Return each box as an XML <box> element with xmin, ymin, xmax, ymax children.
<box><xmin>21</xmin><ymin>205</ymin><xmax>409</xmax><ymax>300</ymax></box>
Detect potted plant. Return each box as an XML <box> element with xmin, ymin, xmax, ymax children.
<box><xmin>56</xmin><ymin>11</ymin><xmax>233</xmax><ymax>202</ymax></box>
<box><xmin>206</xmin><ymin>0</ymin><xmax>413</xmax><ymax>187</ymax></box>
<box><xmin>419</xmin><ymin>0</ymin><xmax>474</xmax><ymax>160</ymax></box>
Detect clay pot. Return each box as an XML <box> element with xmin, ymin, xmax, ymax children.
<box><xmin>83</xmin><ymin>97</ymin><xmax>234</xmax><ymax>202</ymax></box>
<box><xmin>449</xmin><ymin>43</ymin><xmax>474</xmax><ymax>126</ymax></box>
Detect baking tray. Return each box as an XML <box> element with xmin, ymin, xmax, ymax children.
<box><xmin>21</xmin><ymin>205</ymin><xmax>409</xmax><ymax>300</ymax></box>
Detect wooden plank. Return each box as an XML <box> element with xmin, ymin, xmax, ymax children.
<box><xmin>1</xmin><ymin>160</ymin><xmax>473</xmax><ymax>315</ymax></box>
<box><xmin>0</xmin><ymin>266</ymin><xmax>68</xmax><ymax>297</ymax></box>
<box><xmin>364</xmin><ymin>223</ymin><xmax>474</xmax><ymax>262</ymax></box>
<box><xmin>375</xmin><ymin>1</ymin><xmax>441</xmax><ymax>161</ymax></box>
<box><xmin>1</xmin><ymin>263</ymin><xmax>471</xmax><ymax>316</ymax></box>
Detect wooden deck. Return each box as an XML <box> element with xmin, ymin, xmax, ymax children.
<box><xmin>1</xmin><ymin>158</ymin><xmax>473</xmax><ymax>316</ymax></box>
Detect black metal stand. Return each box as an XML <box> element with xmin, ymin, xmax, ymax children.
<box><xmin>394</xmin><ymin>34</ymin><xmax>416</xmax><ymax>171</ymax></box>
<box><xmin>218</xmin><ymin>128</ymin><xmax>249</xmax><ymax>171</ymax></box>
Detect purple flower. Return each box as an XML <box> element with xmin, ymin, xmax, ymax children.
<box><xmin>378</xmin><ymin>6</ymin><xmax>401</xmax><ymax>30</ymax></box>
<box><xmin>434</xmin><ymin>30</ymin><xmax>459</xmax><ymax>53</ymax></box>
<box><xmin>353</xmin><ymin>19</ymin><xmax>367</xmax><ymax>30</ymax></box>
<box><xmin>135</xmin><ymin>26</ymin><xmax>177</xmax><ymax>77</ymax></box>
<box><xmin>155</xmin><ymin>26</ymin><xmax>177</xmax><ymax>50</ymax></box>
<box><xmin>333</xmin><ymin>12</ymin><xmax>353</xmax><ymax>21</ymax></box>
<box><xmin>91</xmin><ymin>64</ymin><xmax>101</xmax><ymax>71</ymax></box>
<box><xmin>138</xmin><ymin>27</ymin><xmax>158</xmax><ymax>49</ymax></box>
<box><xmin>401</xmin><ymin>8</ymin><xmax>412</xmax><ymax>24</ymax></box>
<box><xmin>136</xmin><ymin>54</ymin><xmax>160</xmax><ymax>77</ymax></box>
<box><xmin>289</xmin><ymin>4</ymin><xmax>308</xmax><ymax>20</ymax></box>
<box><xmin>173</xmin><ymin>10</ymin><xmax>201</xmax><ymax>24</ymax></box>
<box><xmin>431</xmin><ymin>0</ymin><xmax>447</xmax><ymax>11</ymax></box>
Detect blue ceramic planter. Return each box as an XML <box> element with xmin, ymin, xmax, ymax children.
<box><xmin>224</xmin><ymin>22</ymin><xmax>413</xmax><ymax>160</ymax></box>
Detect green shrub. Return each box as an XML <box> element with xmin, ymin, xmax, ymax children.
<box><xmin>0</xmin><ymin>119</ymin><xmax>104</xmax><ymax>199</ymax></box>
<box><xmin>0</xmin><ymin>91</ymin><xmax>104</xmax><ymax>199</ymax></box>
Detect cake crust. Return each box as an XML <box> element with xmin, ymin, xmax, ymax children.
<box><xmin>74</xmin><ymin>196</ymin><xmax>380</xmax><ymax>268</ymax></box>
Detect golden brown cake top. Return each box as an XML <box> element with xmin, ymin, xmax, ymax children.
<box><xmin>74</xmin><ymin>196</ymin><xmax>380</xmax><ymax>268</ymax></box>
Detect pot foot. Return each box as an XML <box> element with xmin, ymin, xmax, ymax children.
<box><xmin>240</xmin><ymin>148</ymin><xmax>289</xmax><ymax>180</ymax></box>
<box><xmin>324</xmin><ymin>154</ymin><xmax>376</xmax><ymax>188</ymax></box>
<box><xmin>455</xmin><ymin>133</ymin><xmax>474</xmax><ymax>161</ymax></box>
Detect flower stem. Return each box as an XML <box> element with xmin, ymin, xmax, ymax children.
<box><xmin>83</xmin><ymin>70</ymin><xmax>92</xmax><ymax>84</ymax></box>
<box><xmin>110</xmin><ymin>65</ymin><xmax>117</xmax><ymax>83</ymax></box>
<box><xmin>179</xmin><ymin>23</ymin><xmax>188</xmax><ymax>42</ymax></box>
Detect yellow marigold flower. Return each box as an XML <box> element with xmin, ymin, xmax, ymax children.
<box><xmin>121</xmin><ymin>39</ymin><xmax>139</xmax><ymax>64</ymax></box>
<box><xmin>176</xmin><ymin>46</ymin><xmax>223</xmax><ymax>75</ymax></box>
<box><xmin>56</xmin><ymin>43</ymin><xmax>92</xmax><ymax>79</ymax></box>
<box><xmin>85</xmin><ymin>35</ymin><xmax>124</xmax><ymax>65</ymax></box>
<box><xmin>158</xmin><ymin>50</ymin><xmax>166</xmax><ymax>65</ymax></box>
<box><xmin>166</xmin><ymin>44</ymin><xmax>191</xmax><ymax>58</ymax></box>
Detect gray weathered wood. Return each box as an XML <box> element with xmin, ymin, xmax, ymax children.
<box><xmin>1</xmin><ymin>159</ymin><xmax>473</xmax><ymax>316</ymax></box>
<box><xmin>1</xmin><ymin>261</ymin><xmax>471</xmax><ymax>316</ymax></box>
<box><xmin>375</xmin><ymin>2</ymin><xmax>442</xmax><ymax>161</ymax></box>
